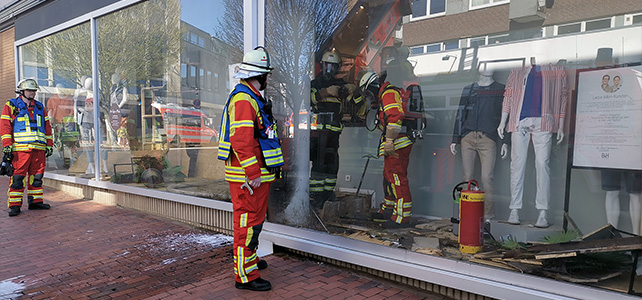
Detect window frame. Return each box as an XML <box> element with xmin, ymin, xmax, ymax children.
<box><xmin>469</xmin><ymin>0</ymin><xmax>509</xmax><ymax>11</ymax></box>
<box><xmin>410</xmin><ymin>0</ymin><xmax>446</xmax><ymax>21</ymax></box>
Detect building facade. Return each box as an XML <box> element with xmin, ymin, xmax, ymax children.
<box><xmin>1</xmin><ymin>0</ymin><xmax>642</xmax><ymax>299</ymax></box>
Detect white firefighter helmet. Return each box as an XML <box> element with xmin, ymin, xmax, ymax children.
<box><xmin>321</xmin><ymin>51</ymin><xmax>341</xmax><ymax>64</ymax></box>
<box><xmin>359</xmin><ymin>71</ymin><xmax>379</xmax><ymax>90</ymax></box>
<box><xmin>235</xmin><ymin>46</ymin><xmax>273</xmax><ymax>79</ymax></box>
<box><xmin>16</xmin><ymin>78</ymin><xmax>39</xmax><ymax>91</ymax></box>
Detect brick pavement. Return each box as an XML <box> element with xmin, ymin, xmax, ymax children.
<box><xmin>0</xmin><ymin>177</ymin><xmax>450</xmax><ymax>300</ymax></box>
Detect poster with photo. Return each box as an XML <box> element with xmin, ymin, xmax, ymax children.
<box><xmin>573</xmin><ymin>66</ymin><xmax>642</xmax><ymax>170</ymax></box>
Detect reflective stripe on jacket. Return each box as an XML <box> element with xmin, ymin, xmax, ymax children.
<box><xmin>218</xmin><ymin>82</ymin><xmax>283</xmax><ymax>183</ymax></box>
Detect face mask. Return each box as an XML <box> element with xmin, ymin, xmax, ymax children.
<box><xmin>257</xmin><ymin>74</ymin><xmax>269</xmax><ymax>90</ymax></box>
<box><xmin>323</xmin><ymin>63</ymin><xmax>338</xmax><ymax>78</ymax></box>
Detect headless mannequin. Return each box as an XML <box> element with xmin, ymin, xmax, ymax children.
<box><xmin>450</xmin><ymin>68</ymin><xmax>507</xmax><ymax>219</ymax></box>
<box><xmin>451</xmin><ymin>69</ymin><xmax>508</xmax><ymax>156</ymax></box>
<box><xmin>605</xmin><ymin>191</ymin><xmax>641</xmax><ymax>235</ymax></box>
<box><xmin>497</xmin><ymin>57</ymin><xmax>566</xmax><ymax>227</ymax></box>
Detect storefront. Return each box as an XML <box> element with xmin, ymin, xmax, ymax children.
<box><xmin>4</xmin><ymin>0</ymin><xmax>642</xmax><ymax>298</ymax></box>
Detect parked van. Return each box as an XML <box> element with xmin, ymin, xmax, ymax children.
<box><xmin>150</xmin><ymin>102</ymin><xmax>218</xmax><ymax>145</ymax></box>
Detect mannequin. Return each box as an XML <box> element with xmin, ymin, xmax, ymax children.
<box><xmin>497</xmin><ymin>59</ymin><xmax>567</xmax><ymax>227</ymax></box>
<box><xmin>451</xmin><ymin>67</ymin><xmax>507</xmax><ymax>219</ymax></box>
<box><xmin>602</xmin><ymin>170</ymin><xmax>642</xmax><ymax>235</ymax></box>
<box><xmin>78</xmin><ymin>78</ymin><xmax>96</xmax><ymax>174</ymax></box>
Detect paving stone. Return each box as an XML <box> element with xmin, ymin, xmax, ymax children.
<box><xmin>0</xmin><ymin>177</ymin><xmax>449</xmax><ymax>299</ymax></box>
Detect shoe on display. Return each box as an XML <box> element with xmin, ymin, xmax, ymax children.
<box><xmin>8</xmin><ymin>206</ymin><xmax>20</xmax><ymax>217</ymax></box>
<box><xmin>257</xmin><ymin>259</ymin><xmax>268</xmax><ymax>270</ymax></box>
<box><xmin>507</xmin><ymin>209</ymin><xmax>520</xmax><ymax>225</ymax></box>
<box><xmin>28</xmin><ymin>202</ymin><xmax>51</xmax><ymax>210</ymax></box>
<box><xmin>85</xmin><ymin>163</ymin><xmax>95</xmax><ymax>174</ymax></box>
<box><xmin>235</xmin><ymin>277</ymin><xmax>271</xmax><ymax>291</ymax></box>
<box><xmin>534</xmin><ymin>210</ymin><xmax>549</xmax><ymax>228</ymax></box>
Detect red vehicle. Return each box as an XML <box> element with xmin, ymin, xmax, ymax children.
<box><xmin>151</xmin><ymin>102</ymin><xmax>218</xmax><ymax>145</ymax></box>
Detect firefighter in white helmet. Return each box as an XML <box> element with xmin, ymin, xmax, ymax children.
<box><xmin>360</xmin><ymin>71</ymin><xmax>414</xmax><ymax>227</ymax></box>
<box><xmin>309</xmin><ymin>50</ymin><xmax>356</xmax><ymax>209</ymax></box>
<box><xmin>2</xmin><ymin>78</ymin><xmax>54</xmax><ymax>217</ymax></box>
<box><xmin>217</xmin><ymin>47</ymin><xmax>283</xmax><ymax>292</ymax></box>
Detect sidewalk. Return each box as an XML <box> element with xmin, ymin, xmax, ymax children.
<box><xmin>0</xmin><ymin>177</ymin><xmax>450</xmax><ymax>300</ymax></box>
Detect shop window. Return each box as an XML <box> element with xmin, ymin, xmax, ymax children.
<box><xmin>586</xmin><ymin>19</ymin><xmax>611</xmax><ymax>31</ymax></box>
<box><xmin>557</xmin><ymin>23</ymin><xmax>581</xmax><ymax>35</ymax></box>
<box><xmin>412</xmin><ymin>0</ymin><xmax>445</xmax><ymax>19</ymax></box>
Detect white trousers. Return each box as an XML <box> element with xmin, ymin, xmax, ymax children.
<box><xmin>509</xmin><ymin>117</ymin><xmax>552</xmax><ymax>210</ymax></box>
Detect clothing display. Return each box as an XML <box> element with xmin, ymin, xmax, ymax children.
<box><xmin>500</xmin><ymin>64</ymin><xmax>567</xmax><ymax>226</ymax></box>
<box><xmin>452</xmin><ymin>80</ymin><xmax>505</xmax><ymax>219</ymax></box>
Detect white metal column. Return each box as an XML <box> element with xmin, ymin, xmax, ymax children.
<box><xmin>243</xmin><ymin>0</ymin><xmax>265</xmax><ymax>51</ymax></box>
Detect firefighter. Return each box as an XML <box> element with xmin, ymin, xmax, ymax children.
<box><xmin>309</xmin><ymin>50</ymin><xmax>355</xmax><ymax>208</ymax></box>
<box><xmin>2</xmin><ymin>78</ymin><xmax>54</xmax><ymax>217</ymax></box>
<box><xmin>360</xmin><ymin>71</ymin><xmax>414</xmax><ymax>226</ymax></box>
<box><xmin>217</xmin><ymin>47</ymin><xmax>283</xmax><ymax>292</ymax></box>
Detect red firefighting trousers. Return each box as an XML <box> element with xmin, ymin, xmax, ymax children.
<box><xmin>229</xmin><ymin>181</ymin><xmax>270</xmax><ymax>283</ymax></box>
<box><xmin>381</xmin><ymin>145</ymin><xmax>413</xmax><ymax>223</ymax></box>
<box><xmin>8</xmin><ymin>150</ymin><xmax>46</xmax><ymax>207</ymax></box>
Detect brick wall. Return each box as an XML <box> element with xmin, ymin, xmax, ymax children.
<box><xmin>0</xmin><ymin>27</ymin><xmax>15</xmax><ymax>101</ymax></box>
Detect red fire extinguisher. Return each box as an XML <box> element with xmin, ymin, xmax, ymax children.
<box><xmin>458</xmin><ymin>180</ymin><xmax>484</xmax><ymax>254</ymax></box>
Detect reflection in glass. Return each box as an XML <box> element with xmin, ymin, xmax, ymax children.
<box><xmin>19</xmin><ymin>22</ymin><xmax>91</xmax><ymax>174</ymax></box>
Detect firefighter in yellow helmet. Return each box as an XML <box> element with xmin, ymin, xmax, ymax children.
<box><xmin>2</xmin><ymin>78</ymin><xmax>54</xmax><ymax>217</ymax></box>
<box><xmin>309</xmin><ymin>50</ymin><xmax>356</xmax><ymax>209</ymax></box>
<box><xmin>217</xmin><ymin>47</ymin><xmax>283</xmax><ymax>291</ymax></box>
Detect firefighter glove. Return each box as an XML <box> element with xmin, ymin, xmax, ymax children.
<box><xmin>385</xmin><ymin>124</ymin><xmax>401</xmax><ymax>140</ymax></box>
<box><xmin>45</xmin><ymin>146</ymin><xmax>53</xmax><ymax>157</ymax></box>
<box><xmin>383</xmin><ymin>138</ymin><xmax>396</xmax><ymax>157</ymax></box>
<box><xmin>3</xmin><ymin>146</ymin><xmax>12</xmax><ymax>154</ymax></box>
<box><xmin>324</xmin><ymin>85</ymin><xmax>340</xmax><ymax>97</ymax></box>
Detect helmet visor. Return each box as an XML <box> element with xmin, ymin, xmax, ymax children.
<box><xmin>324</xmin><ymin>63</ymin><xmax>339</xmax><ymax>76</ymax></box>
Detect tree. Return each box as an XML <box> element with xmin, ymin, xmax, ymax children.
<box><xmin>215</xmin><ymin>0</ymin><xmax>348</xmax><ymax>225</ymax></box>
<box><xmin>23</xmin><ymin>0</ymin><xmax>183</xmax><ymax>144</ymax></box>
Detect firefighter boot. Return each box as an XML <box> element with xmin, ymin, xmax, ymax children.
<box><xmin>8</xmin><ymin>206</ymin><xmax>20</xmax><ymax>217</ymax></box>
<box><xmin>28</xmin><ymin>197</ymin><xmax>51</xmax><ymax>210</ymax></box>
<box><xmin>235</xmin><ymin>277</ymin><xmax>272</xmax><ymax>291</ymax></box>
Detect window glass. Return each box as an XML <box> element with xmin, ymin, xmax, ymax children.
<box><xmin>586</xmin><ymin>19</ymin><xmax>611</xmax><ymax>31</ymax></box>
<box><xmin>412</xmin><ymin>0</ymin><xmax>444</xmax><ymax>18</ymax></box>
<box><xmin>429</xmin><ymin>0</ymin><xmax>445</xmax><ymax>15</ymax></box>
<box><xmin>444</xmin><ymin>40</ymin><xmax>459</xmax><ymax>50</ymax></box>
<box><xmin>264</xmin><ymin>0</ymin><xmax>642</xmax><ymax>295</ymax></box>
<box><xmin>410</xmin><ymin>46</ymin><xmax>425</xmax><ymax>55</ymax></box>
<box><xmin>426</xmin><ymin>44</ymin><xmax>441</xmax><ymax>53</ymax></box>
<box><xmin>634</xmin><ymin>14</ymin><xmax>642</xmax><ymax>24</ymax></box>
<box><xmin>412</xmin><ymin>0</ymin><xmax>427</xmax><ymax>18</ymax></box>
<box><xmin>47</xmin><ymin>0</ymin><xmax>236</xmax><ymax>192</ymax></box>
<box><xmin>471</xmin><ymin>0</ymin><xmax>490</xmax><ymax>6</ymax></box>
<box><xmin>18</xmin><ymin>22</ymin><xmax>91</xmax><ymax>175</ymax></box>
<box><xmin>558</xmin><ymin>23</ymin><xmax>581</xmax><ymax>35</ymax></box>
<box><xmin>470</xmin><ymin>37</ymin><xmax>486</xmax><ymax>47</ymax></box>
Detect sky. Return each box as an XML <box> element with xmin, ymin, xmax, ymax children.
<box><xmin>180</xmin><ymin>0</ymin><xmax>227</xmax><ymax>36</ymax></box>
